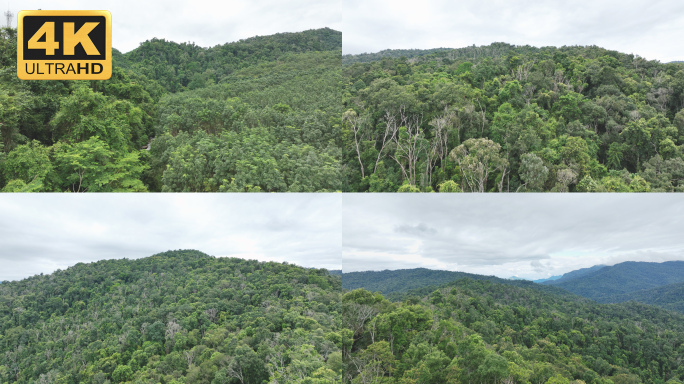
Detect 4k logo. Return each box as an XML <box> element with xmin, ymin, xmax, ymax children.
<box><xmin>17</xmin><ymin>10</ymin><xmax>112</xmax><ymax>80</ymax></box>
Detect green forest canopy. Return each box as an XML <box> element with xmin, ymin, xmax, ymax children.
<box><xmin>4</xmin><ymin>32</ymin><xmax>684</xmax><ymax>193</ymax></box>
<box><xmin>0</xmin><ymin>27</ymin><xmax>342</xmax><ymax>192</ymax></box>
<box><xmin>344</xmin><ymin>278</ymin><xmax>684</xmax><ymax>384</ymax></box>
<box><xmin>2</xmin><ymin>254</ymin><xmax>684</xmax><ymax>384</ymax></box>
<box><xmin>0</xmin><ymin>250</ymin><xmax>344</xmax><ymax>383</ymax></box>
<box><xmin>342</xmin><ymin>43</ymin><xmax>684</xmax><ymax>192</ymax></box>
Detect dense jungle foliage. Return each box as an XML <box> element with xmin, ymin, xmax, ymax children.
<box><xmin>0</xmin><ymin>27</ymin><xmax>342</xmax><ymax>192</ymax></box>
<box><xmin>344</xmin><ymin>278</ymin><xmax>684</xmax><ymax>384</ymax></box>
<box><xmin>0</xmin><ymin>250</ymin><xmax>344</xmax><ymax>383</ymax></box>
<box><xmin>341</xmin><ymin>43</ymin><xmax>684</xmax><ymax>192</ymax></box>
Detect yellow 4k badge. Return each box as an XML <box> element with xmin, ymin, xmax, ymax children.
<box><xmin>17</xmin><ymin>10</ymin><xmax>112</xmax><ymax>80</ymax></box>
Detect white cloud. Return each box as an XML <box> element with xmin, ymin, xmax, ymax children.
<box><xmin>342</xmin><ymin>0</ymin><xmax>684</xmax><ymax>62</ymax></box>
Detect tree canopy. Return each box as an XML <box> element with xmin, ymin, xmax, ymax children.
<box><xmin>0</xmin><ymin>27</ymin><xmax>342</xmax><ymax>192</ymax></box>
<box><xmin>344</xmin><ymin>277</ymin><xmax>684</xmax><ymax>384</ymax></box>
<box><xmin>342</xmin><ymin>43</ymin><xmax>684</xmax><ymax>192</ymax></box>
<box><xmin>0</xmin><ymin>250</ymin><xmax>343</xmax><ymax>383</ymax></box>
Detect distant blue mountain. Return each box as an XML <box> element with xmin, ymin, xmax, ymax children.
<box><xmin>544</xmin><ymin>261</ymin><xmax>684</xmax><ymax>303</ymax></box>
<box><xmin>542</xmin><ymin>265</ymin><xmax>607</xmax><ymax>285</ymax></box>
<box><xmin>533</xmin><ymin>275</ymin><xmax>563</xmax><ymax>283</ymax></box>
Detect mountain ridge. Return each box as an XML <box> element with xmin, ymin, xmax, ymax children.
<box><xmin>545</xmin><ymin>260</ymin><xmax>684</xmax><ymax>301</ymax></box>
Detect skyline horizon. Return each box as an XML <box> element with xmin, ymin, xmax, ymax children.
<box><xmin>0</xmin><ymin>249</ymin><xmax>341</xmax><ymax>283</ymax></box>
<box><xmin>8</xmin><ymin>0</ymin><xmax>341</xmax><ymax>54</ymax></box>
<box><xmin>342</xmin><ymin>0</ymin><xmax>684</xmax><ymax>63</ymax></box>
<box><xmin>341</xmin><ymin>258</ymin><xmax>684</xmax><ymax>281</ymax></box>
<box><xmin>342</xmin><ymin>41</ymin><xmax>682</xmax><ymax>63</ymax></box>
<box><xmin>0</xmin><ymin>194</ymin><xmax>342</xmax><ymax>282</ymax></box>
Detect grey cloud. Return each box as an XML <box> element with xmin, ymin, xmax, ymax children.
<box><xmin>343</xmin><ymin>194</ymin><xmax>684</xmax><ymax>278</ymax></box>
<box><xmin>530</xmin><ymin>260</ymin><xmax>546</xmax><ymax>273</ymax></box>
<box><xmin>0</xmin><ymin>194</ymin><xmax>341</xmax><ymax>281</ymax></box>
<box><xmin>394</xmin><ymin>223</ymin><xmax>437</xmax><ymax>236</ymax></box>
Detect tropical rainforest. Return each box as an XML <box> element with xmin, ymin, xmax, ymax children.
<box><xmin>0</xmin><ymin>27</ymin><xmax>342</xmax><ymax>192</ymax></box>
<box><xmin>0</xmin><ymin>250</ymin><xmax>344</xmax><ymax>383</ymax></box>
<box><xmin>344</xmin><ymin>277</ymin><xmax>684</xmax><ymax>384</ymax></box>
<box><xmin>5</xmin><ymin>28</ymin><xmax>684</xmax><ymax>193</ymax></box>
<box><xmin>342</xmin><ymin>43</ymin><xmax>684</xmax><ymax>192</ymax></box>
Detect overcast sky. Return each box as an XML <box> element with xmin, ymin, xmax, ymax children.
<box><xmin>0</xmin><ymin>194</ymin><xmax>341</xmax><ymax>282</ymax></box>
<box><xmin>343</xmin><ymin>194</ymin><xmax>684</xmax><ymax>280</ymax></box>
<box><xmin>342</xmin><ymin>0</ymin><xmax>684</xmax><ymax>62</ymax></box>
<box><xmin>9</xmin><ymin>0</ymin><xmax>341</xmax><ymax>53</ymax></box>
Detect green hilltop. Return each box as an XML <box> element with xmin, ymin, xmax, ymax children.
<box><xmin>0</xmin><ymin>250</ymin><xmax>343</xmax><ymax>383</ymax></box>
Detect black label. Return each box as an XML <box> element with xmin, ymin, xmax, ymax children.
<box><xmin>22</xmin><ymin>16</ymin><xmax>106</xmax><ymax>60</ymax></box>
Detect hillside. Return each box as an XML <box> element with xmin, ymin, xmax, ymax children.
<box><xmin>345</xmin><ymin>278</ymin><xmax>684</xmax><ymax>384</ymax></box>
<box><xmin>342</xmin><ymin>268</ymin><xmax>572</xmax><ymax>301</ymax></box>
<box><xmin>342</xmin><ymin>268</ymin><xmax>495</xmax><ymax>294</ymax></box>
<box><xmin>0</xmin><ymin>27</ymin><xmax>342</xmax><ymax>192</ymax></box>
<box><xmin>545</xmin><ymin>260</ymin><xmax>684</xmax><ymax>301</ymax></box>
<box><xmin>342</xmin><ymin>42</ymin><xmax>684</xmax><ymax>192</ymax></box>
<box><xmin>0</xmin><ymin>250</ymin><xmax>343</xmax><ymax>383</ymax></box>
<box><xmin>117</xmin><ymin>28</ymin><xmax>341</xmax><ymax>92</ymax></box>
<box><xmin>542</xmin><ymin>264</ymin><xmax>607</xmax><ymax>284</ymax></box>
<box><xmin>605</xmin><ymin>281</ymin><xmax>684</xmax><ymax>314</ymax></box>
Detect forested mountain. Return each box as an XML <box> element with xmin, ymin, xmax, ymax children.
<box><xmin>342</xmin><ymin>268</ymin><xmax>571</xmax><ymax>301</ymax></box>
<box><xmin>342</xmin><ymin>43</ymin><xmax>684</xmax><ymax>192</ymax></box>
<box><xmin>116</xmin><ymin>28</ymin><xmax>341</xmax><ymax>93</ymax></box>
<box><xmin>544</xmin><ymin>261</ymin><xmax>684</xmax><ymax>302</ymax></box>
<box><xmin>342</xmin><ymin>268</ymin><xmax>492</xmax><ymax>294</ymax></box>
<box><xmin>606</xmin><ymin>281</ymin><xmax>684</xmax><ymax>314</ymax></box>
<box><xmin>0</xmin><ymin>250</ymin><xmax>344</xmax><ymax>383</ymax></box>
<box><xmin>542</xmin><ymin>265</ymin><xmax>607</xmax><ymax>284</ymax></box>
<box><xmin>0</xmin><ymin>27</ymin><xmax>342</xmax><ymax>192</ymax></box>
<box><xmin>345</xmin><ymin>278</ymin><xmax>684</xmax><ymax>384</ymax></box>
